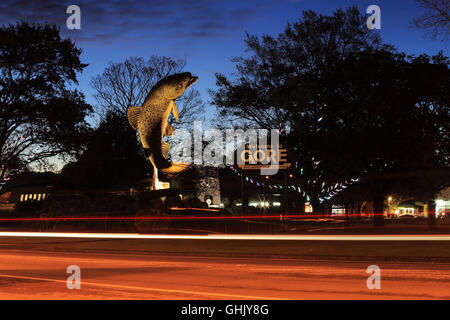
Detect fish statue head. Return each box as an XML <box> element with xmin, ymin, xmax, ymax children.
<box><xmin>156</xmin><ymin>72</ymin><xmax>198</xmax><ymax>100</ymax></box>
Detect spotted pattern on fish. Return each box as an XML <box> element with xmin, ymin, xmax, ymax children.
<box><xmin>127</xmin><ymin>72</ymin><xmax>198</xmax><ymax>173</ymax></box>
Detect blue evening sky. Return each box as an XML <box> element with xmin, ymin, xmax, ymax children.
<box><xmin>1</xmin><ymin>0</ymin><xmax>448</xmax><ymax>125</ymax></box>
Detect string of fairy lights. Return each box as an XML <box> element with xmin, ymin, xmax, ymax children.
<box><xmin>228</xmin><ymin>163</ymin><xmax>360</xmax><ymax>203</ymax></box>
<box><xmin>1</xmin><ymin>119</ymin><xmax>363</xmax><ymax>200</ymax></box>
<box><xmin>0</xmin><ymin>168</ymin><xmax>19</xmax><ymax>191</ymax></box>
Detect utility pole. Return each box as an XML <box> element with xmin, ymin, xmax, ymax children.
<box><xmin>283</xmin><ymin>171</ymin><xmax>288</xmax><ymax>221</ymax></box>
<box><xmin>263</xmin><ymin>176</ymin><xmax>267</xmax><ymax>215</ymax></box>
<box><xmin>241</xmin><ymin>173</ymin><xmax>246</xmax><ymax>214</ymax></box>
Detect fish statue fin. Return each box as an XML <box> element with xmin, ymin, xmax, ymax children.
<box><xmin>160</xmin><ymin>162</ymin><xmax>191</xmax><ymax>176</ymax></box>
<box><xmin>161</xmin><ymin>141</ymin><xmax>170</xmax><ymax>159</ymax></box>
<box><xmin>171</xmin><ymin>101</ymin><xmax>179</xmax><ymax>122</ymax></box>
<box><xmin>127</xmin><ymin>106</ymin><xmax>142</xmax><ymax>130</ymax></box>
<box><xmin>165</xmin><ymin>123</ymin><xmax>175</xmax><ymax>136</ymax></box>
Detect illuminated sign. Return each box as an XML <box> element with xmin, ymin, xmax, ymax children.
<box><xmin>237</xmin><ymin>145</ymin><xmax>291</xmax><ymax>171</ymax></box>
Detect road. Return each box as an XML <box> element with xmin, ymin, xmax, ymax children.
<box><xmin>0</xmin><ymin>234</ymin><xmax>450</xmax><ymax>299</ymax></box>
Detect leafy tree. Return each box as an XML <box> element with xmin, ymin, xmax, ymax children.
<box><xmin>59</xmin><ymin>111</ymin><xmax>149</xmax><ymax>190</ymax></box>
<box><xmin>211</xmin><ymin>7</ymin><xmax>387</xmax><ymax>128</ymax></box>
<box><xmin>305</xmin><ymin>49</ymin><xmax>449</xmax><ymax>224</ymax></box>
<box><xmin>0</xmin><ymin>22</ymin><xmax>92</xmax><ymax>178</ymax></box>
<box><xmin>211</xmin><ymin>6</ymin><xmax>386</xmax><ymax>212</ymax></box>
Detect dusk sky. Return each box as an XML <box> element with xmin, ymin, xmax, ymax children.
<box><xmin>1</xmin><ymin>0</ymin><xmax>449</xmax><ymax>124</ymax></box>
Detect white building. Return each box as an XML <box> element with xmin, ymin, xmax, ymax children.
<box><xmin>436</xmin><ymin>186</ymin><xmax>450</xmax><ymax>217</ymax></box>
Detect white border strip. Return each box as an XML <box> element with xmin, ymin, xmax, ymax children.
<box><xmin>0</xmin><ymin>232</ymin><xmax>450</xmax><ymax>241</ymax></box>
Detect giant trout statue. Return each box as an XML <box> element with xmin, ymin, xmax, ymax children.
<box><xmin>127</xmin><ymin>72</ymin><xmax>197</xmax><ymax>190</ymax></box>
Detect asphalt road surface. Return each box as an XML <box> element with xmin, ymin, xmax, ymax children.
<box><xmin>0</xmin><ymin>234</ymin><xmax>450</xmax><ymax>299</ymax></box>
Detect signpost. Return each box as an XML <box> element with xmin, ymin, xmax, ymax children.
<box><xmin>237</xmin><ymin>145</ymin><xmax>291</xmax><ymax>219</ymax></box>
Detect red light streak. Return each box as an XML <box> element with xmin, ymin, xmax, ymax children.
<box><xmin>0</xmin><ymin>212</ymin><xmax>433</xmax><ymax>222</ymax></box>
<box><xmin>169</xmin><ymin>207</ymin><xmax>220</xmax><ymax>212</ymax></box>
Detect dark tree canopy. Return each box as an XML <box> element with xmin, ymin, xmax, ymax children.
<box><xmin>211</xmin><ymin>6</ymin><xmax>450</xmax><ymax>219</ymax></box>
<box><xmin>59</xmin><ymin>111</ymin><xmax>148</xmax><ymax>190</ymax></box>
<box><xmin>0</xmin><ymin>21</ymin><xmax>92</xmax><ymax>178</ymax></box>
<box><xmin>296</xmin><ymin>50</ymin><xmax>449</xmax><ymax>203</ymax></box>
<box><xmin>211</xmin><ymin>6</ymin><xmax>388</xmax><ymax>129</ymax></box>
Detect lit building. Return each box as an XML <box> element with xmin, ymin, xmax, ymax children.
<box><xmin>435</xmin><ymin>186</ymin><xmax>450</xmax><ymax>217</ymax></box>
<box><xmin>10</xmin><ymin>186</ymin><xmax>51</xmax><ymax>204</ymax></box>
<box><xmin>395</xmin><ymin>201</ymin><xmax>423</xmax><ymax>217</ymax></box>
<box><xmin>331</xmin><ymin>205</ymin><xmax>346</xmax><ymax>216</ymax></box>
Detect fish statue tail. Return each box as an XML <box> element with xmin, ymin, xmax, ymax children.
<box><xmin>160</xmin><ymin>162</ymin><xmax>191</xmax><ymax>176</ymax></box>
<box><xmin>148</xmin><ymin>143</ymin><xmax>191</xmax><ymax>176</ymax></box>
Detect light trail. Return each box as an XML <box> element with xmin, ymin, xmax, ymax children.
<box><xmin>169</xmin><ymin>207</ymin><xmax>220</xmax><ymax>212</ymax></box>
<box><xmin>0</xmin><ymin>232</ymin><xmax>450</xmax><ymax>241</ymax></box>
<box><xmin>0</xmin><ymin>273</ymin><xmax>282</xmax><ymax>300</ymax></box>
<box><xmin>0</xmin><ymin>212</ymin><xmax>425</xmax><ymax>222</ymax></box>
